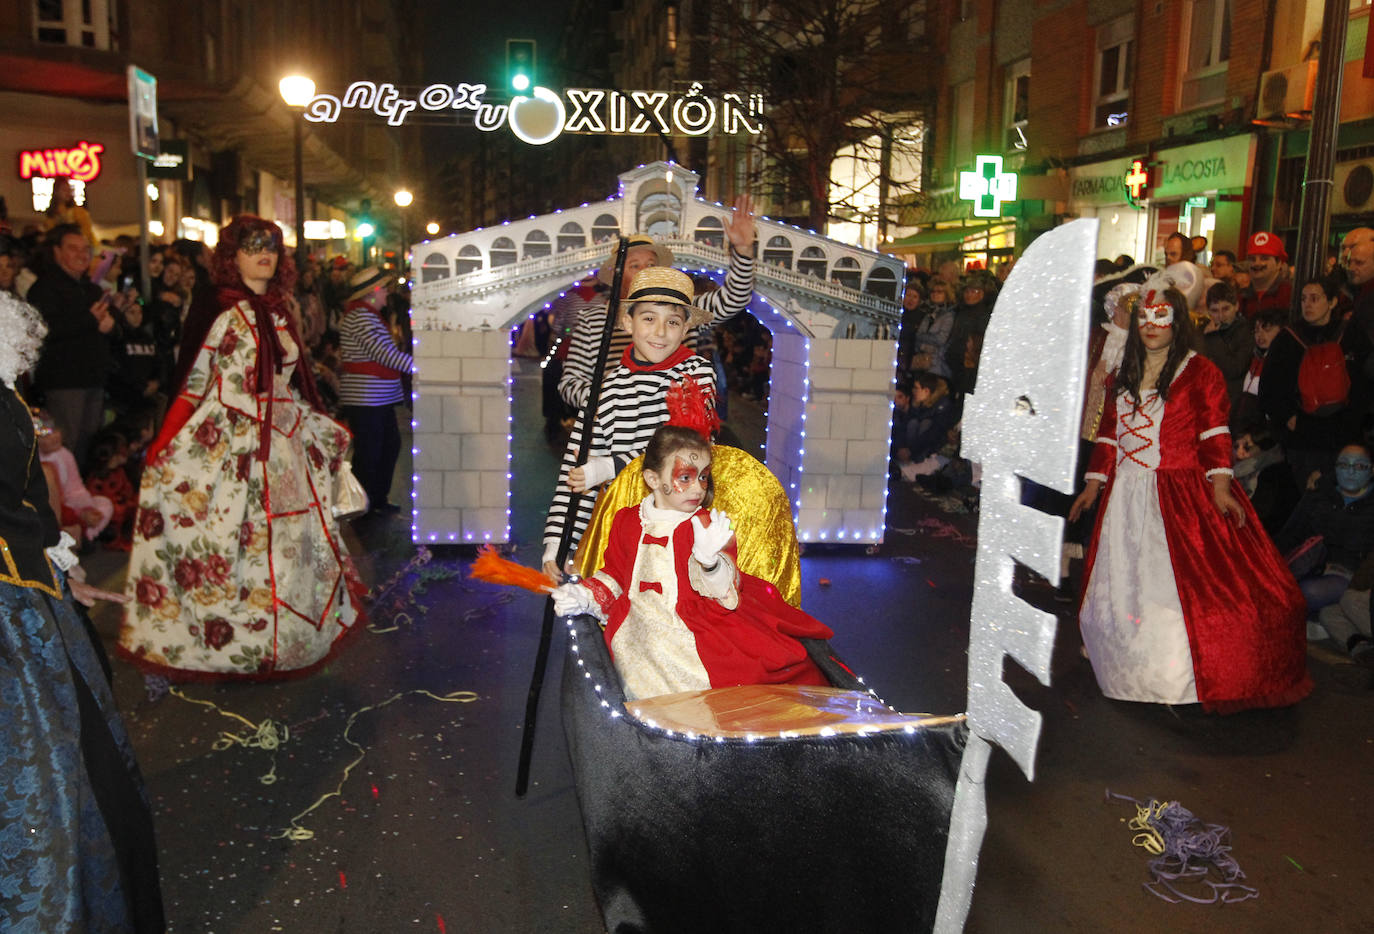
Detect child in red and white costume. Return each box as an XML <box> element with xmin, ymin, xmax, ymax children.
<box><xmin>552</xmin><ymin>420</ymin><xmax>832</xmax><ymax>701</ymax></box>
<box><xmin>1069</xmin><ymin>287</ymin><xmax>1310</xmax><ymax>712</ymax></box>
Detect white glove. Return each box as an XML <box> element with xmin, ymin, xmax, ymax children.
<box><xmin>45</xmin><ymin>531</ymin><xmax>80</xmax><ymax>572</ymax></box>
<box><xmin>551</xmin><ymin>581</ymin><xmax>599</xmax><ymax>618</ymax></box>
<box><xmin>690</xmin><ymin>509</ymin><xmax>734</xmax><ymax>568</ymax></box>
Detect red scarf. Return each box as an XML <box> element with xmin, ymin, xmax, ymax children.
<box><xmin>215</xmin><ymin>285</ymin><xmax>327</xmax><ymax>460</ymax></box>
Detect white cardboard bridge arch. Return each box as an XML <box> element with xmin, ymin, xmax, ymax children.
<box><xmin>407</xmin><ymin>162</ymin><xmax>905</xmax><ymax>546</ymax></box>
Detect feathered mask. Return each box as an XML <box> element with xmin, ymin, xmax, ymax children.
<box><xmin>665</xmin><ymin>376</ymin><xmax>720</xmax><ymax>442</ymax></box>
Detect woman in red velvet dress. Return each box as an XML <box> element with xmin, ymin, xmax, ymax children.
<box><xmin>1069</xmin><ymin>288</ymin><xmax>1310</xmax><ymax>712</ymax></box>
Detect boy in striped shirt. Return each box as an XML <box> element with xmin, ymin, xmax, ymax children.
<box><xmin>543</xmin><ymin>267</ymin><xmax>716</xmax><ymax>578</ymax></box>
<box><xmin>557</xmin><ymin>194</ymin><xmax>757</xmax><ymax>411</ymax></box>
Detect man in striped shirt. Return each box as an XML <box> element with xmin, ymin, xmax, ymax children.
<box><xmin>339</xmin><ymin>265</ymin><xmax>414</xmax><ymax>514</ymax></box>
<box><xmin>543</xmin><ymin>267</ymin><xmax>716</xmax><ymax>578</ymax></box>
<box><xmin>557</xmin><ymin>194</ymin><xmax>758</xmax><ymax>410</ymax></box>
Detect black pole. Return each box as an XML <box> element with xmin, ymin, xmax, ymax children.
<box><xmin>515</xmin><ymin>236</ymin><xmax>631</xmax><ymax>797</ymax></box>
<box><xmin>1291</xmin><ymin>0</ymin><xmax>1349</xmax><ymax>297</ymax></box>
<box><xmin>293</xmin><ymin>113</ymin><xmax>307</xmax><ymax>269</ymax></box>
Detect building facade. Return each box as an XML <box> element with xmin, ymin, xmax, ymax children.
<box><xmin>0</xmin><ymin>0</ymin><xmax>422</xmax><ymax>255</ymax></box>
<box><xmin>900</xmin><ymin>0</ymin><xmax>1374</xmax><ymax>271</ymax></box>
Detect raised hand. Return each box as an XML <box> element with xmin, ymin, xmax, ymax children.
<box><xmin>690</xmin><ymin>508</ymin><xmax>734</xmax><ymax>567</ymax></box>
<box><xmin>724</xmin><ymin>193</ymin><xmax>756</xmax><ymax>257</ymax></box>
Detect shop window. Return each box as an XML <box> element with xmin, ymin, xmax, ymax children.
<box><xmin>1094</xmin><ymin>15</ymin><xmax>1134</xmax><ymax>129</ymax></box>
<box><xmin>591</xmin><ymin>214</ymin><xmax>620</xmax><ymax>243</ymax></box>
<box><xmin>557</xmin><ymin>222</ymin><xmax>585</xmax><ymax>253</ymax></box>
<box><xmin>832</xmin><ymin>257</ymin><xmax>862</xmax><ymax>290</ymax></box>
<box><xmin>1179</xmin><ymin>0</ymin><xmax>1231</xmax><ymax>111</ymax></box>
<box><xmin>797</xmin><ymin>246</ymin><xmax>827</xmax><ymax>279</ymax></box>
<box><xmin>455</xmin><ymin>245</ymin><xmax>482</xmax><ymax>275</ymax></box>
<box><xmin>694</xmin><ymin>215</ymin><xmax>725</xmax><ymax>247</ymax></box>
<box><xmin>523</xmin><ymin>229</ymin><xmax>552</xmax><ymax>259</ymax></box>
<box><xmin>1004</xmin><ymin>61</ymin><xmax>1030</xmax><ymax>152</ymax></box>
<box><xmin>490</xmin><ymin>237</ymin><xmax>517</xmax><ymax>267</ymax></box>
<box><xmin>34</xmin><ymin>0</ymin><xmax>114</xmax><ymax>49</ymax></box>
<box><xmin>762</xmin><ymin>235</ymin><xmax>793</xmax><ymax>269</ymax></box>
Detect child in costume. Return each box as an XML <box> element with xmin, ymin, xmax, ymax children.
<box><xmin>542</xmin><ymin>266</ymin><xmax>716</xmax><ymax>578</ymax></box>
<box><xmin>1069</xmin><ymin>287</ymin><xmax>1311</xmax><ymax>712</ymax></box>
<box><xmin>551</xmin><ymin>410</ymin><xmax>833</xmax><ymax>701</ymax></box>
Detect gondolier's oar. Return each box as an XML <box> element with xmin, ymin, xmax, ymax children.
<box><xmin>516</xmin><ymin>235</ymin><xmax>630</xmax><ymax>798</ymax></box>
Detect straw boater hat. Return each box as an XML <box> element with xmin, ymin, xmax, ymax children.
<box><xmin>623</xmin><ymin>266</ymin><xmax>712</xmax><ymax>329</ymax></box>
<box><xmin>347</xmin><ymin>265</ymin><xmax>390</xmax><ymax>301</ymax></box>
<box><xmin>596</xmin><ymin>233</ymin><xmax>675</xmax><ymax>284</ymax></box>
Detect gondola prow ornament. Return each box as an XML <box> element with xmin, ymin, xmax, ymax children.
<box><xmin>934</xmin><ymin>219</ymin><xmax>1097</xmax><ymax>931</ymax></box>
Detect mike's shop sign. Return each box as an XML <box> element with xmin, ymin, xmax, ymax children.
<box><xmin>301</xmin><ymin>81</ymin><xmax>766</xmax><ymax>146</ymax></box>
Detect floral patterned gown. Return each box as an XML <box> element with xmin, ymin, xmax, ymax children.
<box><xmin>119</xmin><ymin>300</ymin><xmax>360</xmax><ymax>678</ymax></box>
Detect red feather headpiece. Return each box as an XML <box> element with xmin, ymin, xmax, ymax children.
<box><xmin>665</xmin><ymin>376</ymin><xmax>719</xmax><ymax>442</ymax></box>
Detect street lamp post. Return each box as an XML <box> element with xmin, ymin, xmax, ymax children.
<box><xmin>278</xmin><ymin>74</ymin><xmax>316</xmax><ymax>268</ymax></box>
<box><xmin>394</xmin><ymin>188</ymin><xmax>413</xmax><ymax>273</ymax></box>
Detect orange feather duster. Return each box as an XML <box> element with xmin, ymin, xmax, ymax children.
<box><xmin>469</xmin><ymin>545</ymin><xmax>559</xmax><ymax>593</ymax></box>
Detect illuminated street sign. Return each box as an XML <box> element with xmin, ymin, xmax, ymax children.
<box><xmin>1124</xmin><ymin>159</ymin><xmax>1149</xmax><ymax>205</ymax></box>
<box><xmin>299</xmin><ymin>80</ymin><xmax>765</xmax><ymax>146</ymax></box>
<box><xmin>17</xmin><ymin>140</ymin><xmax>104</xmax><ymax>183</ymax></box>
<box><xmin>958</xmin><ymin>155</ymin><xmax>1017</xmax><ymax>218</ymax></box>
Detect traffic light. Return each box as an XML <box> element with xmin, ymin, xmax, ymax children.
<box><xmin>381</xmin><ymin>249</ymin><xmax>398</xmax><ymax>272</ymax></box>
<box><xmin>506</xmin><ymin>39</ymin><xmax>536</xmax><ymax>93</ymax></box>
<box><xmin>356</xmin><ymin>198</ymin><xmax>374</xmax><ymax>239</ymax></box>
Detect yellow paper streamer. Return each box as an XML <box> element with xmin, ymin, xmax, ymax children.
<box><xmin>169</xmin><ymin>686</ymin><xmax>291</xmax><ymax>785</ymax></box>
<box><xmin>273</xmin><ymin>688</ymin><xmax>480</xmax><ymax>841</ymax></box>
<box><xmin>1125</xmin><ymin>799</ymin><xmax>1176</xmax><ymax>856</ymax></box>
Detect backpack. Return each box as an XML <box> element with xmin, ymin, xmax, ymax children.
<box><xmin>1288</xmin><ymin>326</ymin><xmax>1350</xmax><ymax>416</ymax></box>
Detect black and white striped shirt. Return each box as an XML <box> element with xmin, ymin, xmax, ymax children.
<box><xmin>557</xmin><ymin>247</ymin><xmax>755</xmax><ymax>409</ymax></box>
<box><xmin>338</xmin><ymin>305</ymin><xmax>414</xmax><ymax>407</ymax></box>
<box><xmin>543</xmin><ymin>345</ymin><xmax>715</xmax><ymax>563</ymax></box>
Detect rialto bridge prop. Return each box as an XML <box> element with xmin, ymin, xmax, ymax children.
<box><xmin>407</xmin><ymin>161</ymin><xmax>906</xmax><ymax>546</ymax></box>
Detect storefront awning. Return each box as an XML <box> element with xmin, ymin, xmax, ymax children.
<box><xmin>885</xmin><ymin>224</ymin><xmax>1003</xmax><ymax>253</ymax></box>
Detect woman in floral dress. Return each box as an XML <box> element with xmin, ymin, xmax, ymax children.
<box><xmin>119</xmin><ymin>215</ymin><xmax>360</xmax><ymax>678</ymax></box>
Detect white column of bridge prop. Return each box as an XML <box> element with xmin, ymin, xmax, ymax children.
<box><xmin>933</xmin><ymin>218</ymin><xmax>1097</xmax><ymax>934</ymax></box>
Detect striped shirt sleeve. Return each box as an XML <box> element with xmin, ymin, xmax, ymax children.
<box><xmin>338</xmin><ymin>309</ymin><xmax>414</xmax><ymax>407</ymax></box>
<box><xmin>558</xmin><ymin>248</ymin><xmax>755</xmax><ymax>409</ymax></box>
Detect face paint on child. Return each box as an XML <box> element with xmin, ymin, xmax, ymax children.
<box><xmin>645</xmin><ymin>448</ymin><xmax>712</xmax><ymax>512</ymax></box>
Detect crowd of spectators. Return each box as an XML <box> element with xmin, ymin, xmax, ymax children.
<box><xmin>0</xmin><ymin>216</ymin><xmax>409</xmax><ymax>552</ymax></box>
<box><xmin>889</xmin><ymin>231</ymin><xmax>1374</xmax><ymax>667</ymax></box>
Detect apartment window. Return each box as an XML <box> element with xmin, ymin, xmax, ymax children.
<box><xmin>1179</xmin><ymin>0</ymin><xmax>1231</xmax><ymax>110</ymax></box>
<box><xmin>34</xmin><ymin>0</ymin><xmax>112</xmax><ymax>48</ymax></box>
<box><xmin>1004</xmin><ymin>60</ymin><xmax>1030</xmax><ymax>151</ymax></box>
<box><xmin>1094</xmin><ymin>15</ymin><xmax>1134</xmax><ymax>129</ymax></box>
<box><xmin>951</xmin><ymin>81</ymin><xmax>975</xmax><ymax>169</ymax></box>
<box><xmin>666</xmin><ymin>1</ymin><xmax>678</xmax><ymax>55</ymax></box>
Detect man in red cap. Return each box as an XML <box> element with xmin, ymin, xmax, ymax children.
<box><xmin>1239</xmin><ymin>231</ymin><xmax>1292</xmax><ymax>321</ymax></box>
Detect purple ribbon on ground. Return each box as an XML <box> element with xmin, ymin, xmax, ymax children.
<box><xmin>1106</xmin><ymin>789</ymin><xmax>1259</xmax><ymax>905</ymax></box>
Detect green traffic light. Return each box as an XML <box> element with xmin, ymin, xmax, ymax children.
<box><xmin>506</xmin><ymin>38</ymin><xmax>536</xmax><ymax>94</ymax></box>
<box><xmin>357</xmin><ymin>221</ymin><xmax>375</xmax><ymax>238</ymax></box>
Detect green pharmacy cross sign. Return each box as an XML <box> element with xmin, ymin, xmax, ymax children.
<box><xmin>959</xmin><ymin>155</ymin><xmax>1018</xmax><ymax>218</ymax></box>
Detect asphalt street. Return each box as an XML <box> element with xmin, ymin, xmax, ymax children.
<box><xmin>83</xmin><ymin>358</ymin><xmax>1374</xmax><ymax>933</ymax></box>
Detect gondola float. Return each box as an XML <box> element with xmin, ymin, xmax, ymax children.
<box><xmin>549</xmin><ymin>221</ymin><xmax>1097</xmax><ymax>933</ymax></box>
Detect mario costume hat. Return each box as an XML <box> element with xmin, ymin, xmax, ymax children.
<box><xmin>347</xmin><ymin>265</ymin><xmax>390</xmax><ymax>301</ymax></box>
<box><xmin>1246</xmin><ymin>231</ymin><xmax>1288</xmax><ymax>262</ymax></box>
<box><xmin>596</xmin><ymin>233</ymin><xmax>675</xmax><ymax>284</ymax></box>
<box><xmin>623</xmin><ymin>266</ymin><xmax>712</xmax><ymax>329</ymax></box>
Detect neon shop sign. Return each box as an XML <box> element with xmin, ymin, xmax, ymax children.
<box><xmin>301</xmin><ymin>81</ymin><xmax>766</xmax><ymax>146</ymax></box>
<box><xmin>17</xmin><ymin>140</ymin><xmax>105</xmax><ymax>183</ymax></box>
